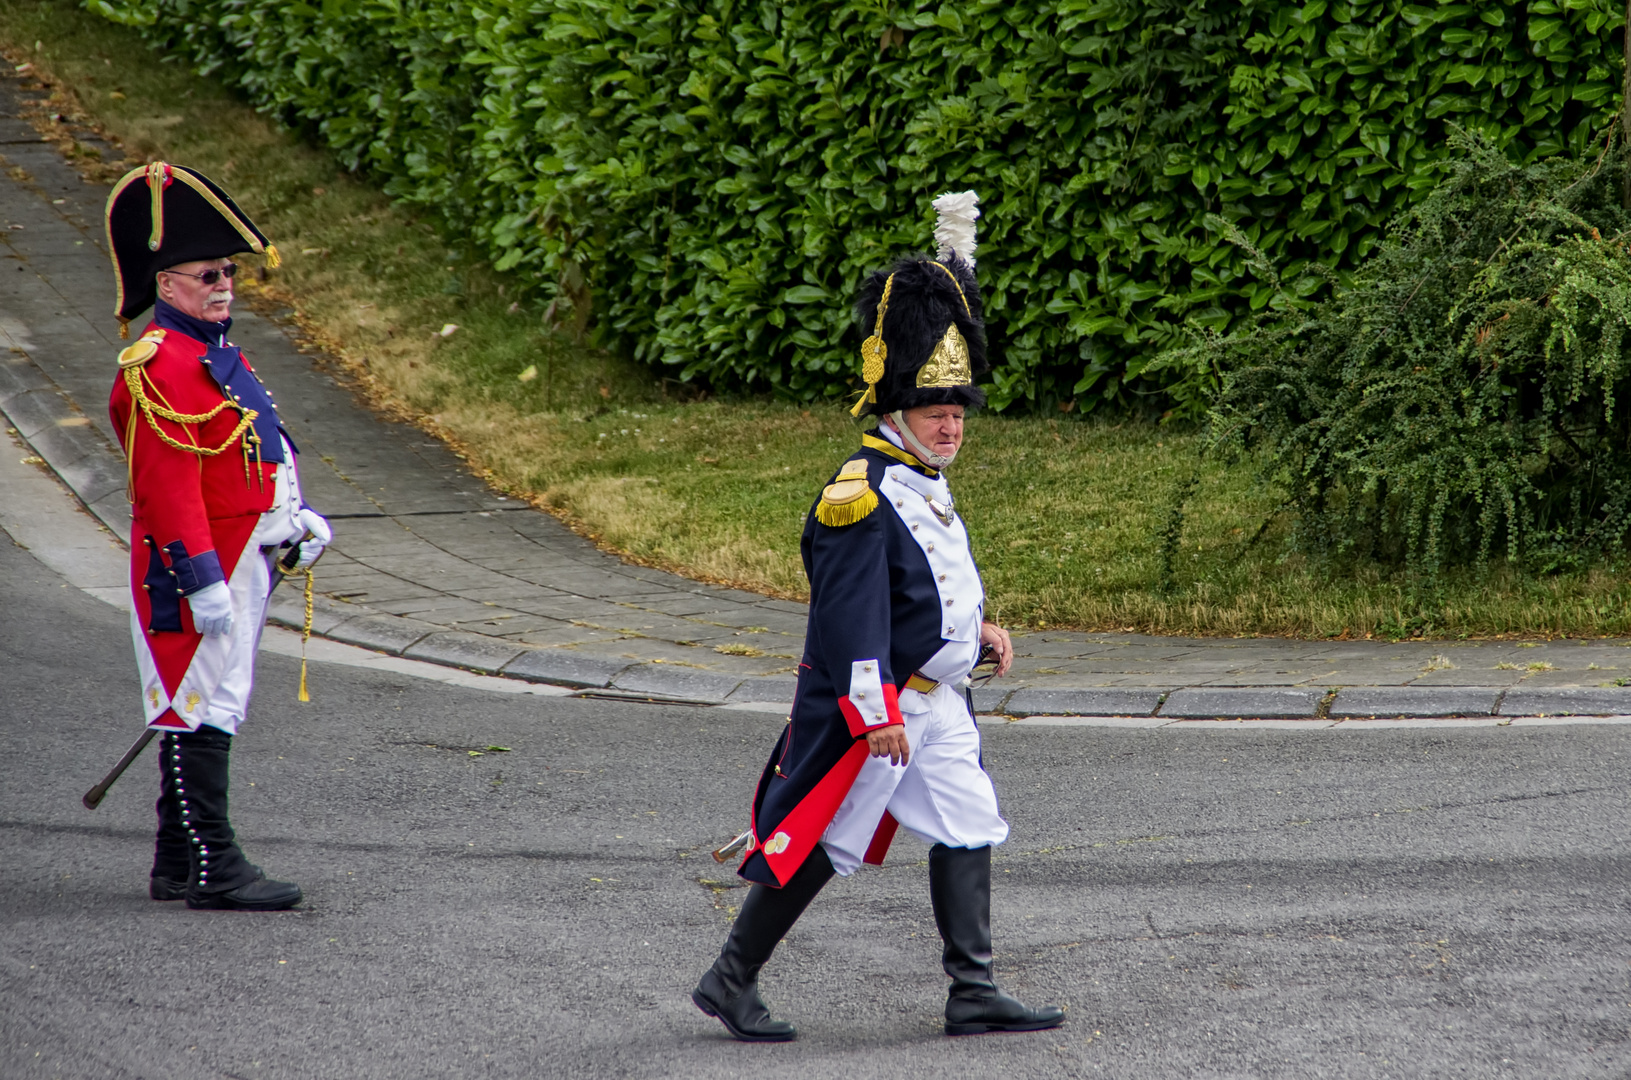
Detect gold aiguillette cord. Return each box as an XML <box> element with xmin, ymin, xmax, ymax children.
<box><xmin>298</xmin><ymin>566</ymin><xmax>314</xmax><ymax>702</ymax></box>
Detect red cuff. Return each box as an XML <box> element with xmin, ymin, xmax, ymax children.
<box><xmin>838</xmin><ymin>682</ymin><xmax>902</xmax><ymax>738</ymax></box>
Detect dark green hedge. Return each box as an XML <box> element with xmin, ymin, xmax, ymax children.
<box><xmin>91</xmin><ymin>0</ymin><xmax>1626</xmax><ymax>413</ymax></box>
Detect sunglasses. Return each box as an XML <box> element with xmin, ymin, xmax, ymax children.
<box><xmin>161</xmin><ymin>262</ymin><xmax>238</xmax><ymax>285</ymax></box>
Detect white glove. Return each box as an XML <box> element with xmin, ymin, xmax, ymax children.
<box><xmin>293</xmin><ymin>507</ymin><xmax>332</xmax><ymax>570</ymax></box>
<box><xmin>187</xmin><ymin>581</ymin><xmax>234</xmax><ymax>638</ymax></box>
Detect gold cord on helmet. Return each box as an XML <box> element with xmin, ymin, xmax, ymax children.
<box><xmin>849</xmin><ymin>261</ymin><xmax>973</xmax><ymax>417</ymax></box>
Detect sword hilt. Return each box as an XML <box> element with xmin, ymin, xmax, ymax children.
<box><xmin>712</xmin><ymin>829</ymin><xmax>754</xmax><ymax>863</ymax></box>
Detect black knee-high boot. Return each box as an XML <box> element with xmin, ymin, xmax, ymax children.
<box><xmin>929</xmin><ymin>843</ymin><xmax>1064</xmax><ymax>1035</ymax></box>
<box><xmin>170</xmin><ymin>727</ymin><xmax>302</xmax><ymax>911</ymax></box>
<box><xmin>149</xmin><ymin>733</ymin><xmax>191</xmax><ymax>900</ymax></box>
<box><xmin>692</xmin><ymin>845</ymin><xmax>836</xmax><ymax>1041</ymax></box>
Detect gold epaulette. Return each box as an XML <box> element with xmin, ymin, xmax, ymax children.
<box><xmin>815</xmin><ymin>458</ymin><xmax>877</xmax><ymax>527</ymax></box>
<box><xmin>117</xmin><ymin>328</ymin><xmax>166</xmax><ymax>369</ymax></box>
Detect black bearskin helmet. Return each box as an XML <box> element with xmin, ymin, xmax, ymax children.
<box><xmin>104</xmin><ymin>162</ymin><xmax>279</xmax><ymax>337</ymax></box>
<box><xmin>849</xmin><ymin>191</ymin><xmax>987</xmax><ymax>417</ymax></box>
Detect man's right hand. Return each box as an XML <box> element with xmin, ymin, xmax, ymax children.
<box><xmin>187</xmin><ymin>581</ymin><xmax>233</xmax><ymax>638</ymax></box>
<box><xmin>866</xmin><ymin>724</ymin><xmax>910</xmax><ymax>767</ymax></box>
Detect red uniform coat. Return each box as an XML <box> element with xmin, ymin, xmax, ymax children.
<box><xmin>109</xmin><ymin>322</ymin><xmax>278</xmax><ymax>729</ymax></box>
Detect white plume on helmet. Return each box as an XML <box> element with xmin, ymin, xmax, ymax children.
<box><xmin>931</xmin><ymin>190</ymin><xmax>980</xmax><ymax>267</ymax></box>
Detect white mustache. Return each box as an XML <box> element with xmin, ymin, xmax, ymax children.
<box><xmin>206</xmin><ymin>290</ymin><xmax>232</xmax><ymax>305</ymax></box>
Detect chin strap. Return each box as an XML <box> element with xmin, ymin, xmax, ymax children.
<box><xmin>889</xmin><ymin>411</ymin><xmax>956</xmax><ymax>469</ymax></box>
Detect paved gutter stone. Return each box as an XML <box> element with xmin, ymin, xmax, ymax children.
<box><xmin>725</xmin><ymin>676</ymin><xmax>798</xmax><ymax>704</ymax></box>
<box><xmin>1329</xmin><ymin>687</ymin><xmax>1501</xmax><ymax>718</ymax></box>
<box><xmin>323</xmin><ymin>614</ymin><xmax>438</xmax><ymax>655</ymax></box>
<box><xmin>1002</xmin><ymin>716</ymin><xmax>1171</xmax><ymax>729</ymax></box>
<box><xmin>611</xmin><ymin>665</ymin><xmax>746</xmax><ymax>703</ymax></box>
<box><xmin>1500</xmin><ymin>686</ymin><xmax>1631</xmax><ymax>716</ymax></box>
<box><xmin>403</xmin><ymin>632</ymin><xmax>529</xmax><ymax>674</ymax></box>
<box><xmin>1508</xmin><ymin>714</ymin><xmax>1631</xmax><ymax>726</ymax></box>
<box><xmin>968</xmin><ymin>685</ymin><xmax>1011</xmax><ymax>715</ymax></box>
<box><xmin>499</xmin><ymin>649</ymin><xmax>635</xmax><ymax>689</ymax></box>
<box><xmin>1166</xmin><ymin>717</ymin><xmax>1336</xmax><ymax>729</ymax></box>
<box><xmin>1160</xmin><ymin>687</ymin><xmax>1323</xmax><ymax>719</ymax></box>
<box><xmin>1005</xmin><ymin>687</ymin><xmax>1167</xmax><ymax>717</ymax></box>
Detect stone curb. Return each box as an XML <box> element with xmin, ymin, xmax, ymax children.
<box><xmin>1329</xmin><ymin>687</ymin><xmax>1502</xmax><ymax>718</ymax></box>
<box><xmin>403</xmin><ymin>631</ymin><xmax>529</xmax><ymax>675</ymax></box>
<box><xmin>997</xmin><ymin>714</ymin><xmax>1631</xmax><ymax>729</ymax></box>
<box><xmin>1499</xmin><ymin>686</ymin><xmax>1631</xmax><ymax>716</ymax></box>
<box><xmin>500</xmin><ymin>649</ymin><xmax>636</xmax><ymax>690</ymax></box>
<box><xmin>1006</xmin><ymin>687</ymin><xmax>1168</xmax><ymax>718</ymax></box>
<box><xmin>1160</xmin><ymin>687</ymin><xmax>1323</xmax><ymax>719</ymax></box>
<box><xmin>611</xmin><ymin>665</ymin><xmax>747</xmax><ymax>704</ymax></box>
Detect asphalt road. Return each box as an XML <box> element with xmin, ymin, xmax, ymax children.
<box><xmin>3</xmin><ymin>530</ymin><xmax>1630</xmax><ymax>1080</ymax></box>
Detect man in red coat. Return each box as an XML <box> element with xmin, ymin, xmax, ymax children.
<box><xmin>105</xmin><ymin>163</ymin><xmax>329</xmax><ymax>911</ymax></box>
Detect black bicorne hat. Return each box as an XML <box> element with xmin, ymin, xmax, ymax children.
<box><xmin>104</xmin><ymin>162</ymin><xmax>279</xmax><ymax>336</ymax></box>
<box><xmin>849</xmin><ymin>191</ymin><xmax>988</xmax><ymax>418</ymax></box>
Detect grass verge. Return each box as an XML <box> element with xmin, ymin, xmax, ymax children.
<box><xmin>5</xmin><ymin>0</ymin><xmax>1631</xmax><ymax>639</ymax></box>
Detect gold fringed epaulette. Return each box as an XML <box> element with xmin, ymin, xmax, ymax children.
<box><xmin>815</xmin><ymin>458</ymin><xmax>877</xmax><ymax>527</ymax></box>
<box><xmin>118</xmin><ymin>328</ymin><xmax>166</xmax><ymax>369</ymax></box>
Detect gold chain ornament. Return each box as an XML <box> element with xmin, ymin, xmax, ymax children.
<box><xmin>121</xmin><ymin>364</ymin><xmax>262</xmax><ymax>500</ymax></box>
<box><xmin>122</xmin><ymin>366</ymin><xmax>258</xmax><ymax>456</ymax></box>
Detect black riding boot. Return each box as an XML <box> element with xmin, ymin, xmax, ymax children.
<box><xmin>169</xmin><ymin>727</ymin><xmax>302</xmax><ymax>911</ymax></box>
<box><xmin>149</xmin><ymin>733</ymin><xmax>191</xmax><ymax>900</ymax></box>
<box><xmin>692</xmin><ymin>845</ymin><xmax>836</xmax><ymax>1042</ymax></box>
<box><xmin>929</xmin><ymin>843</ymin><xmax>1064</xmax><ymax>1035</ymax></box>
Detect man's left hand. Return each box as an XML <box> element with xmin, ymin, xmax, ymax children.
<box><xmin>292</xmin><ymin>507</ymin><xmax>332</xmax><ymax>570</ymax></box>
<box><xmin>979</xmin><ymin>621</ymin><xmax>1013</xmax><ymax>677</ymax></box>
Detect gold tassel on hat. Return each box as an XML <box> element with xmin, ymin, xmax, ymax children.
<box><xmin>298</xmin><ymin>566</ymin><xmax>314</xmax><ymax>702</ymax></box>
<box><xmin>850</xmin><ymin>272</ymin><xmax>895</xmax><ymax>417</ymax></box>
<box><xmin>145</xmin><ymin>161</ymin><xmax>168</xmax><ymax>252</ymax></box>
<box><xmin>264</xmin><ymin>244</ymin><xmax>281</xmax><ymax>269</ymax></box>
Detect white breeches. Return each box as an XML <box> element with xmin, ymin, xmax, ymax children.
<box><xmin>133</xmin><ymin>541</ymin><xmax>272</xmax><ymax>735</ymax></box>
<box><xmin>820</xmin><ymin>683</ymin><xmax>1009</xmax><ymax>876</ymax></box>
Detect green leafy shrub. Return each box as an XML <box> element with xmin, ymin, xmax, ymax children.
<box><xmin>1161</xmin><ymin>131</ymin><xmax>1631</xmax><ymax>576</ymax></box>
<box><xmin>89</xmin><ymin>0</ymin><xmax>1625</xmax><ymax>413</ymax></box>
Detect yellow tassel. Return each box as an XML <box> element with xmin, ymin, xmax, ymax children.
<box><xmin>118</xmin><ymin>318</ymin><xmax>130</xmax><ymax>340</ymax></box>
<box><xmin>264</xmin><ymin>244</ymin><xmax>281</xmax><ymax>269</ymax></box>
<box><xmin>815</xmin><ymin>485</ymin><xmax>878</xmax><ymax>527</ymax></box>
<box><xmin>848</xmin><ymin>274</ymin><xmax>894</xmax><ymax>417</ymax></box>
<box><xmin>297</xmin><ymin>566</ymin><xmax>313</xmax><ymax>702</ymax></box>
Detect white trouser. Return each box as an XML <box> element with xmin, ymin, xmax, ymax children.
<box><xmin>133</xmin><ymin>540</ymin><xmax>273</xmax><ymax>735</ymax></box>
<box><xmin>200</xmin><ymin>547</ymin><xmax>274</xmax><ymax>734</ymax></box>
<box><xmin>820</xmin><ymin>683</ymin><xmax>1009</xmax><ymax>876</ymax></box>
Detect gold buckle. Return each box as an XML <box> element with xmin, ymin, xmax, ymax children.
<box><xmin>903</xmin><ymin>673</ymin><xmax>938</xmax><ymax>694</ymax></box>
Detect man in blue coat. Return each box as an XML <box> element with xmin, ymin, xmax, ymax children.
<box><xmin>692</xmin><ymin>192</ymin><xmax>1063</xmax><ymax>1041</ymax></box>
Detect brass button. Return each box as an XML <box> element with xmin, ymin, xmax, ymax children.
<box><xmin>938</xmin><ymin>574</ymin><xmax>946</xmax><ymax>582</ymax></box>
<box><xmin>945</xmin><ymin>599</ymin><xmax>954</xmax><ymax>607</ymax></box>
